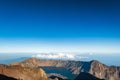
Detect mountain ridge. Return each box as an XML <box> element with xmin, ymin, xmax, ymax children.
<box><xmin>10</xmin><ymin>58</ymin><xmax>120</xmax><ymax>80</ymax></box>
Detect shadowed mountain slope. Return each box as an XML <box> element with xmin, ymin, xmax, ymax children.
<box><xmin>0</xmin><ymin>74</ymin><xmax>17</xmax><ymax>80</ymax></box>
<box><xmin>74</xmin><ymin>72</ymin><xmax>105</xmax><ymax>80</ymax></box>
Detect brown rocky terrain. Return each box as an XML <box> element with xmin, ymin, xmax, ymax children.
<box><xmin>11</xmin><ymin>58</ymin><xmax>120</xmax><ymax>80</ymax></box>
<box><xmin>0</xmin><ymin>64</ymin><xmax>48</xmax><ymax>80</ymax></box>
<box><xmin>89</xmin><ymin>60</ymin><xmax>120</xmax><ymax>80</ymax></box>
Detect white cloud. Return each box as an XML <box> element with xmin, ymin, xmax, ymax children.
<box><xmin>32</xmin><ymin>52</ymin><xmax>88</xmax><ymax>60</ymax></box>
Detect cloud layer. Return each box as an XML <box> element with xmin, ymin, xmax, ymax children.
<box><xmin>32</xmin><ymin>52</ymin><xmax>88</xmax><ymax>60</ymax></box>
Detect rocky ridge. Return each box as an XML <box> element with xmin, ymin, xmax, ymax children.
<box><xmin>0</xmin><ymin>64</ymin><xmax>48</xmax><ymax>80</ymax></box>
<box><xmin>11</xmin><ymin>58</ymin><xmax>120</xmax><ymax>80</ymax></box>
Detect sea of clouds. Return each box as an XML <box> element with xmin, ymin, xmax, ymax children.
<box><xmin>32</xmin><ymin>52</ymin><xmax>88</xmax><ymax>60</ymax></box>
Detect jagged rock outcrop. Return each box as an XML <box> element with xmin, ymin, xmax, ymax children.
<box><xmin>48</xmin><ymin>73</ymin><xmax>67</xmax><ymax>80</ymax></box>
<box><xmin>0</xmin><ymin>64</ymin><xmax>48</xmax><ymax>80</ymax></box>
<box><xmin>49</xmin><ymin>75</ymin><xmax>64</xmax><ymax>80</ymax></box>
<box><xmin>11</xmin><ymin>58</ymin><xmax>120</xmax><ymax>80</ymax></box>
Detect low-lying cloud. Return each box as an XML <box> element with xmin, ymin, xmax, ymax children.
<box><xmin>32</xmin><ymin>52</ymin><xmax>88</xmax><ymax>60</ymax></box>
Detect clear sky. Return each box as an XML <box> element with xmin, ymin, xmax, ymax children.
<box><xmin>0</xmin><ymin>0</ymin><xmax>120</xmax><ymax>53</ymax></box>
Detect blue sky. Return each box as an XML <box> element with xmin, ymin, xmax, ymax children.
<box><xmin>0</xmin><ymin>0</ymin><xmax>120</xmax><ymax>53</ymax></box>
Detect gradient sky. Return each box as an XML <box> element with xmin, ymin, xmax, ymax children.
<box><xmin>0</xmin><ymin>0</ymin><xmax>120</xmax><ymax>53</ymax></box>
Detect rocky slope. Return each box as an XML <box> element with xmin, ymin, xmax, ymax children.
<box><xmin>0</xmin><ymin>64</ymin><xmax>48</xmax><ymax>80</ymax></box>
<box><xmin>11</xmin><ymin>58</ymin><xmax>120</xmax><ymax>80</ymax></box>
<box><xmin>89</xmin><ymin>60</ymin><xmax>120</xmax><ymax>80</ymax></box>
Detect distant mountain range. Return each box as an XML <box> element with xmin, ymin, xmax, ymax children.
<box><xmin>10</xmin><ymin>58</ymin><xmax>120</xmax><ymax>80</ymax></box>
<box><xmin>0</xmin><ymin>59</ymin><xmax>105</xmax><ymax>80</ymax></box>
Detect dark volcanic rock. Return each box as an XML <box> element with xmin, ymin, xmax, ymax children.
<box><xmin>0</xmin><ymin>74</ymin><xmax>17</xmax><ymax>80</ymax></box>
<box><xmin>49</xmin><ymin>75</ymin><xmax>65</xmax><ymax>80</ymax></box>
<box><xmin>48</xmin><ymin>73</ymin><xmax>67</xmax><ymax>80</ymax></box>
<box><xmin>74</xmin><ymin>72</ymin><xmax>105</xmax><ymax>80</ymax></box>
